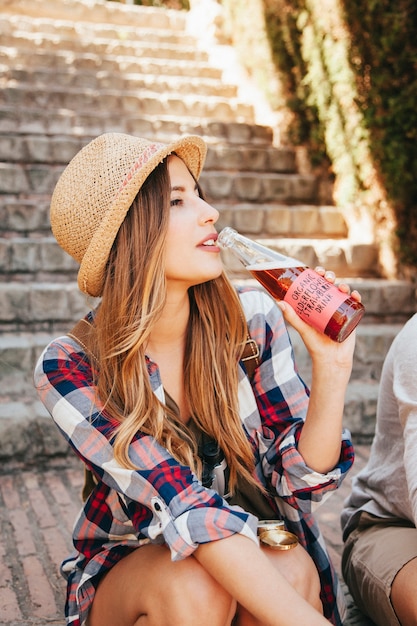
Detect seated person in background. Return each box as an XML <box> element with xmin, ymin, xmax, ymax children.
<box><xmin>341</xmin><ymin>313</ymin><xmax>417</xmax><ymax>626</ymax></box>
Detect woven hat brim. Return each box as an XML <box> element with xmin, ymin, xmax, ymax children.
<box><xmin>78</xmin><ymin>135</ymin><xmax>207</xmax><ymax>296</ymax></box>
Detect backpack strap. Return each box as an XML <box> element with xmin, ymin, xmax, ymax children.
<box><xmin>68</xmin><ymin>317</ymin><xmax>260</xmax><ymax>379</ymax></box>
<box><xmin>67</xmin><ymin>317</ymin><xmax>98</xmax><ymax>365</ymax></box>
<box><xmin>240</xmin><ymin>333</ymin><xmax>260</xmax><ymax>381</ymax></box>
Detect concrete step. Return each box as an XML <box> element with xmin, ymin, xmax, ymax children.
<box><xmin>216</xmin><ymin>204</ymin><xmax>348</xmax><ymax>238</ymax></box>
<box><xmin>0</xmin><ymin>322</ymin><xmax>401</xmax><ymax>397</ymax></box>
<box><xmin>289</xmin><ymin>323</ymin><xmax>403</xmax><ymax>385</ymax></box>
<box><xmin>0</xmin><ymin>279</ymin><xmax>413</xmax><ymax>332</ymax></box>
<box><xmin>0</xmin><ymin>46</ymin><xmax>224</xmax><ymax>80</ymax></box>
<box><xmin>0</xmin><ymin>85</ymin><xmax>255</xmax><ymax>124</ymax></box>
<box><xmin>0</xmin><ymin>318</ymin><xmax>406</xmax><ymax>460</ymax></box>
<box><xmin>201</xmin><ymin>171</ymin><xmax>318</xmax><ymax>203</ymax></box>
<box><xmin>0</xmin><ymin>238</ymin><xmax>373</xmax><ymax>281</ymax></box>
<box><xmin>0</xmin><ymin>201</ymin><xmax>346</xmax><ymax>241</ymax></box>
<box><xmin>1</xmin><ymin>0</ymin><xmax>188</xmax><ymax>30</ymax></box>
<box><xmin>1</xmin><ymin>14</ymin><xmax>194</xmax><ymax>45</ymax></box>
<box><xmin>0</xmin><ymin>31</ymin><xmax>208</xmax><ymax>63</ymax></box>
<box><xmin>0</xmin><ymin>236</ymin><xmax>78</xmax><ymax>278</ymax></box>
<box><xmin>223</xmin><ymin>239</ymin><xmax>379</xmax><ymax>278</ymax></box>
<box><xmin>1</xmin><ymin>65</ymin><xmax>238</xmax><ymax>99</ymax></box>
<box><xmin>289</xmin><ymin>324</ymin><xmax>398</xmax><ymax>443</ymax></box>
<box><xmin>0</xmin><ymin>134</ymin><xmax>295</xmax><ymax>172</ymax></box>
<box><xmin>0</xmin><ymin>108</ymin><xmax>274</xmax><ymax>144</ymax></box>
<box><xmin>0</xmin><ymin>388</ymin><xmax>377</xmax><ymax>459</ymax></box>
<box><xmin>0</xmin><ymin>207</ymin><xmax>351</xmax><ymax>278</ymax></box>
<box><xmin>0</xmin><ymin>282</ymin><xmax>97</xmax><ymax>333</ymax></box>
<box><xmin>234</xmin><ymin>277</ymin><xmax>416</xmax><ymax>323</ymax></box>
<box><xmin>0</xmin><ymin>162</ymin><xmax>316</xmax><ymax>203</ymax></box>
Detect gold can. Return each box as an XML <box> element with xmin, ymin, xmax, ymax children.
<box><xmin>257</xmin><ymin>520</ymin><xmax>299</xmax><ymax>550</ymax></box>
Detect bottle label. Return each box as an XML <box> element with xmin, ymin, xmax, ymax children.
<box><xmin>284</xmin><ymin>269</ymin><xmax>348</xmax><ymax>332</ymax></box>
<box><xmin>246</xmin><ymin>259</ymin><xmax>304</xmax><ymax>270</ymax></box>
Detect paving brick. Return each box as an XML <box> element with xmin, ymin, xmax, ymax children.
<box><xmin>0</xmin><ymin>447</ymin><xmax>373</xmax><ymax>625</ymax></box>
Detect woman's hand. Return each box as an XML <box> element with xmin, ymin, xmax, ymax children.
<box><xmin>276</xmin><ymin>267</ymin><xmax>361</xmax><ymax>472</ymax></box>
<box><xmin>276</xmin><ymin>266</ymin><xmax>361</xmax><ymax>370</ymax></box>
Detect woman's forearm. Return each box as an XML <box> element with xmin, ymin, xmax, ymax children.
<box><xmin>298</xmin><ymin>361</ymin><xmax>349</xmax><ymax>472</ymax></box>
<box><xmin>195</xmin><ymin>534</ymin><xmax>329</xmax><ymax>626</ymax></box>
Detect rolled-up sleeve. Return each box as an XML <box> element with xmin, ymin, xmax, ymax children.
<box><xmin>238</xmin><ymin>288</ymin><xmax>354</xmax><ymax>514</ymax></box>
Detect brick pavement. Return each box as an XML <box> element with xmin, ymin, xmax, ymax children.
<box><xmin>0</xmin><ymin>446</ymin><xmax>374</xmax><ymax>626</ymax></box>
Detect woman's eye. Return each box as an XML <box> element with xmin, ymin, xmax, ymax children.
<box><xmin>170</xmin><ymin>198</ymin><xmax>182</xmax><ymax>207</ymax></box>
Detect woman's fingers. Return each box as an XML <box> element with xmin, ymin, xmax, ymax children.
<box><xmin>314</xmin><ymin>267</ymin><xmax>362</xmax><ymax>302</ymax></box>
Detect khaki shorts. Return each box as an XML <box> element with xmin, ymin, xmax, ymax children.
<box><xmin>342</xmin><ymin>513</ymin><xmax>417</xmax><ymax>626</ymax></box>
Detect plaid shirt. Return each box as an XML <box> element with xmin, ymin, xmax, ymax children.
<box><xmin>35</xmin><ymin>287</ymin><xmax>353</xmax><ymax>626</ymax></box>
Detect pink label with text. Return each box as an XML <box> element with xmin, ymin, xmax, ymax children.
<box><xmin>284</xmin><ymin>269</ymin><xmax>348</xmax><ymax>332</ymax></box>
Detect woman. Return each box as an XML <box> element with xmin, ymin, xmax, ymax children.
<box><xmin>35</xmin><ymin>132</ymin><xmax>358</xmax><ymax>626</ymax></box>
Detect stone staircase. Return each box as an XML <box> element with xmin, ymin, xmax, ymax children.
<box><xmin>0</xmin><ymin>0</ymin><xmax>415</xmax><ymax>462</ymax></box>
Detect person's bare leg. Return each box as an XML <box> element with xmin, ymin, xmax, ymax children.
<box><xmin>88</xmin><ymin>544</ymin><xmax>236</xmax><ymax>626</ymax></box>
<box><xmin>234</xmin><ymin>543</ymin><xmax>322</xmax><ymax>626</ymax></box>
<box><xmin>390</xmin><ymin>556</ymin><xmax>417</xmax><ymax>626</ymax></box>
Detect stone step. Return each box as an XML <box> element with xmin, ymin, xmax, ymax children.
<box><xmin>0</xmin><ymin>201</ymin><xmax>346</xmax><ymax>240</ymax></box>
<box><xmin>0</xmin><ymin>283</ymin><xmax>97</xmax><ymax>333</ymax></box>
<box><xmin>1</xmin><ymin>65</ymin><xmax>238</xmax><ymax>99</ymax></box>
<box><xmin>201</xmin><ymin>171</ymin><xmax>318</xmax><ymax>204</ymax></box>
<box><xmin>0</xmin><ymin>238</ymin><xmax>375</xmax><ymax>281</ymax></box>
<box><xmin>0</xmin><ymin>399</ymin><xmax>68</xmax><ymax>461</ymax></box>
<box><xmin>0</xmin><ymin>30</ymin><xmax>208</xmax><ymax>63</ymax></box>
<box><xmin>344</xmin><ymin>381</ymin><xmax>380</xmax><ymax>443</ymax></box>
<box><xmin>232</xmin><ymin>277</ymin><xmax>416</xmax><ymax>323</ymax></box>
<box><xmin>223</xmin><ymin>238</ymin><xmax>379</xmax><ymax>278</ymax></box>
<box><xmin>0</xmin><ymin>387</ymin><xmax>379</xmax><ymax>462</ymax></box>
<box><xmin>0</xmin><ymin>236</ymin><xmax>78</xmax><ymax>277</ymax></box>
<box><xmin>0</xmin><ymin>108</ymin><xmax>274</xmax><ymax>144</ymax></box>
<box><xmin>0</xmin><ymin>210</ymin><xmax>352</xmax><ymax>277</ymax></box>
<box><xmin>0</xmin><ymin>134</ymin><xmax>295</xmax><ymax>172</ymax></box>
<box><xmin>0</xmin><ymin>323</ymin><xmax>401</xmax><ymax>396</ymax></box>
<box><xmin>288</xmin><ymin>322</ymin><xmax>398</xmax><ymax>442</ymax></box>
<box><xmin>289</xmin><ymin>322</ymin><xmax>403</xmax><ymax>386</ymax></box>
<box><xmin>0</xmin><ymin>279</ymin><xmax>413</xmax><ymax>332</ymax></box>
<box><xmin>0</xmin><ymin>229</ymin><xmax>353</xmax><ymax>280</ymax></box>
<box><xmin>216</xmin><ymin>204</ymin><xmax>347</xmax><ymax>238</ymax></box>
<box><xmin>0</xmin><ymin>85</ymin><xmax>254</xmax><ymax>124</ymax></box>
<box><xmin>0</xmin><ymin>46</ymin><xmax>223</xmax><ymax>80</ymax></box>
<box><xmin>1</xmin><ymin>14</ymin><xmax>193</xmax><ymax>45</ymax></box>
<box><xmin>0</xmin><ymin>321</ymin><xmax>405</xmax><ymax>457</ymax></box>
<box><xmin>1</xmin><ymin>0</ymin><xmax>188</xmax><ymax>30</ymax></box>
<box><xmin>0</xmin><ymin>162</ymin><xmax>316</xmax><ymax>203</ymax></box>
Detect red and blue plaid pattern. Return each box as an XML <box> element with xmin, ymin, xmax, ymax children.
<box><xmin>35</xmin><ymin>287</ymin><xmax>354</xmax><ymax>625</ymax></box>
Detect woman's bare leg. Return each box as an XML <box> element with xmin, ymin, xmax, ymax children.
<box><xmin>234</xmin><ymin>544</ymin><xmax>322</xmax><ymax>626</ymax></box>
<box><xmin>88</xmin><ymin>544</ymin><xmax>236</xmax><ymax>626</ymax></box>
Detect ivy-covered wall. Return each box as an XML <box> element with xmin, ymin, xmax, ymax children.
<box><xmin>220</xmin><ymin>0</ymin><xmax>417</xmax><ymax>277</ymax></box>
<box><xmin>342</xmin><ymin>0</ymin><xmax>417</xmax><ymax>270</ymax></box>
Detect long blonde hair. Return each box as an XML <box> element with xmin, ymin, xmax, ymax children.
<box><xmin>94</xmin><ymin>157</ymin><xmax>256</xmax><ymax>491</ymax></box>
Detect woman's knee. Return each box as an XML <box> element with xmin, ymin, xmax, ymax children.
<box><xmin>89</xmin><ymin>545</ymin><xmax>235</xmax><ymax>626</ymax></box>
<box><xmin>263</xmin><ymin>545</ymin><xmax>322</xmax><ymax>611</ymax></box>
<box><xmin>163</xmin><ymin>556</ymin><xmax>236</xmax><ymax>626</ymax></box>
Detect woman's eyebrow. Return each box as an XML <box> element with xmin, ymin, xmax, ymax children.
<box><xmin>170</xmin><ymin>184</ymin><xmax>199</xmax><ymax>192</ymax></box>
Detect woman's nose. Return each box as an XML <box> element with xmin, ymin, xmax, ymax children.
<box><xmin>200</xmin><ymin>199</ymin><xmax>219</xmax><ymax>224</ymax></box>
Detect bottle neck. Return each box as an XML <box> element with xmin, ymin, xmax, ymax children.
<box><xmin>217</xmin><ymin>227</ymin><xmax>303</xmax><ymax>269</ymax></box>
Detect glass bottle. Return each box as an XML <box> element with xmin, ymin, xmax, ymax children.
<box><xmin>217</xmin><ymin>227</ymin><xmax>365</xmax><ymax>343</ymax></box>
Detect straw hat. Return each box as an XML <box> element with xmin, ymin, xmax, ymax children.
<box><xmin>50</xmin><ymin>132</ymin><xmax>207</xmax><ymax>297</ymax></box>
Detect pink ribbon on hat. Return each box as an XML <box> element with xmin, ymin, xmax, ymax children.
<box><xmin>117</xmin><ymin>143</ymin><xmax>165</xmax><ymax>195</ymax></box>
